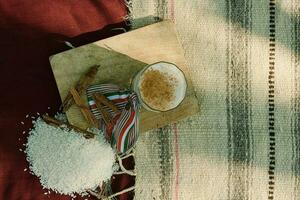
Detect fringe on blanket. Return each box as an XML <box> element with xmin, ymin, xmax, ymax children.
<box><xmin>123</xmin><ymin>0</ymin><xmax>169</xmax><ymax>29</ymax></box>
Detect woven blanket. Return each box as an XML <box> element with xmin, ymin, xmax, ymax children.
<box><xmin>128</xmin><ymin>0</ymin><xmax>300</xmax><ymax>199</ymax></box>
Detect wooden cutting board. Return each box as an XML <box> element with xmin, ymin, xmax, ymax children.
<box><xmin>50</xmin><ymin>20</ymin><xmax>199</xmax><ymax>133</ymax></box>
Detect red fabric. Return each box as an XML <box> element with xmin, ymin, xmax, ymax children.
<box><xmin>0</xmin><ymin>1</ymin><xmax>134</xmax><ymax>200</ymax></box>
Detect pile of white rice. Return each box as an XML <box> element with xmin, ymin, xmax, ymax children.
<box><xmin>25</xmin><ymin>118</ymin><xmax>116</xmax><ymax>196</ymax></box>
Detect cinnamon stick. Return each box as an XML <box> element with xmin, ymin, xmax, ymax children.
<box><xmin>41</xmin><ymin>115</ymin><xmax>95</xmax><ymax>139</ymax></box>
<box><xmin>62</xmin><ymin>65</ymin><xmax>100</xmax><ymax>112</ymax></box>
<box><xmin>92</xmin><ymin>94</ymin><xmax>111</xmax><ymax>125</ymax></box>
<box><xmin>69</xmin><ymin>87</ymin><xmax>98</xmax><ymax>128</ymax></box>
<box><xmin>93</xmin><ymin>93</ymin><xmax>118</xmax><ymax>112</ymax></box>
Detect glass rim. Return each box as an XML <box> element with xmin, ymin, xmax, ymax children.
<box><xmin>132</xmin><ymin>61</ymin><xmax>188</xmax><ymax>113</ymax></box>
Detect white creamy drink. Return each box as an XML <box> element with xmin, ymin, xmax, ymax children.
<box><xmin>133</xmin><ymin>62</ymin><xmax>187</xmax><ymax>112</ymax></box>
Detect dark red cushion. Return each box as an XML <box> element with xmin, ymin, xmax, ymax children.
<box><xmin>0</xmin><ymin>1</ymin><xmax>134</xmax><ymax>199</ymax></box>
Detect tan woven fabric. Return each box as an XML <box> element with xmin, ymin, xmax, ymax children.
<box><xmin>130</xmin><ymin>0</ymin><xmax>300</xmax><ymax>199</ymax></box>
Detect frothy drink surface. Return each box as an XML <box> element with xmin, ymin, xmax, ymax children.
<box><xmin>139</xmin><ymin>68</ymin><xmax>178</xmax><ymax>111</ymax></box>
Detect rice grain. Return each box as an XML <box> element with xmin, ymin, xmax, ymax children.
<box><xmin>25</xmin><ymin>118</ymin><xmax>115</xmax><ymax>196</ymax></box>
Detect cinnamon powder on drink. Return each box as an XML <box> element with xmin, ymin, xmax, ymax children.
<box><xmin>140</xmin><ymin>69</ymin><xmax>177</xmax><ymax>110</ymax></box>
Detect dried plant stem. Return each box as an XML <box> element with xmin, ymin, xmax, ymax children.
<box><xmin>88</xmin><ymin>172</ymin><xmax>135</xmax><ymax>199</ymax></box>
<box><xmin>62</xmin><ymin>65</ymin><xmax>100</xmax><ymax>112</ymax></box>
<box><xmin>113</xmin><ymin>171</ymin><xmax>130</xmax><ymax>175</ymax></box>
<box><xmin>99</xmin><ymin>181</ymin><xmax>106</xmax><ymax>198</ymax></box>
<box><xmin>117</xmin><ymin>156</ymin><xmax>136</xmax><ymax>176</ymax></box>
<box><xmin>120</xmin><ymin>152</ymin><xmax>134</xmax><ymax>160</ymax></box>
<box><xmin>87</xmin><ymin>189</ymin><xmax>101</xmax><ymax>199</ymax></box>
<box><xmin>112</xmin><ymin>171</ymin><xmax>125</xmax><ymax>175</ymax></box>
<box><xmin>69</xmin><ymin>87</ymin><xmax>98</xmax><ymax>128</ymax></box>
<box><xmin>87</xmin><ymin>182</ymin><xmax>109</xmax><ymax>200</ymax></box>
<box><xmin>106</xmin><ymin>186</ymin><xmax>136</xmax><ymax>199</ymax></box>
<box><xmin>41</xmin><ymin>115</ymin><xmax>95</xmax><ymax>139</ymax></box>
<box><xmin>88</xmin><ymin>185</ymin><xmax>135</xmax><ymax>200</ymax></box>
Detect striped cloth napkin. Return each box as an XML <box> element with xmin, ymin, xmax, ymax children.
<box><xmin>86</xmin><ymin>84</ymin><xmax>140</xmax><ymax>154</ymax></box>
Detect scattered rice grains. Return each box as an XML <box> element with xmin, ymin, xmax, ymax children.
<box><xmin>25</xmin><ymin>118</ymin><xmax>115</xmax><ymax>196</ymax></box>
<box><xmin>140</xmin><ymin>69</ymin><xmax>177</xmax><ymax>110</ymax></box>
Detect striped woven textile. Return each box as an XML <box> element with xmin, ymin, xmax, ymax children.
<box><xmin>86</xmin><ymin>84</ymin><xmax>140</xmax><ymax>154</ymax></box>
<box><xmin>128</xmin><ymin>0</ymin><xmax>300</xmax><ymax>199</ymax></box>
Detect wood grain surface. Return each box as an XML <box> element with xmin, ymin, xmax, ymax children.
<box><xmin>50</xmin><ymin>20</ymin><xmax>199</xmax><ymax>132</ymax></box>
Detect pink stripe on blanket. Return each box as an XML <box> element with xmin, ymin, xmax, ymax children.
<box><xmin>173</xmin><ymin>123</ymin><xmax>180</xmax><ymax>200</ymax></box>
